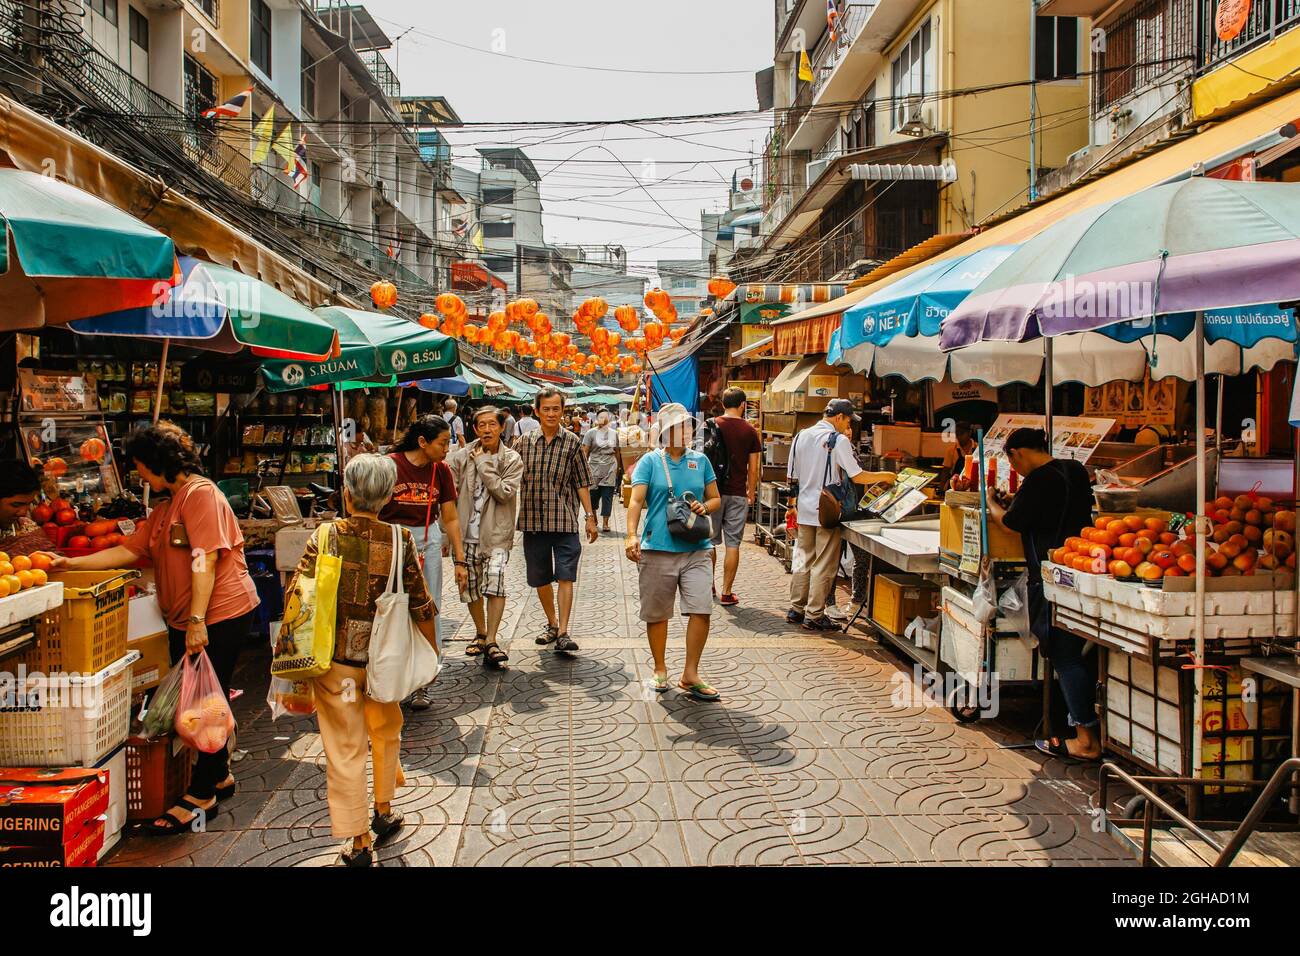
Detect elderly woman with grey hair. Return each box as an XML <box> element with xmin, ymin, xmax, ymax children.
<box><xmin>286</xmin><ymin>453</ymin><xmax>438</xmax><ymax>867</ymax></box>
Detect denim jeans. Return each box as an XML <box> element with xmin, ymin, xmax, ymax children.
<box><xmin>591</xmin><ymin>484</ymin><xmax>616</xmax><ymax>518</ymax></box>
<box><xmin>850</xmin><ymin>544</ymin><xmax>869</xmax><ymax>605</ymax></box>
<box><xmin>408</xmin><ymin>522</ymin><xmax>444</xmax><ymax>653</ymax></box>
<box><xmin>1046</xmin><ymin>627</ymin><xmax>1099</xmax><ymax>729</ymax></box>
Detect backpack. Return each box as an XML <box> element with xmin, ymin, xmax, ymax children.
<box><xmin>701</xmin><ymin>416</ymin><xmax>731</xmax><ymax>488</ymax></box>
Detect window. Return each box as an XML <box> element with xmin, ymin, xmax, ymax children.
<box><xmin>484</xmin><ymin>255</ymin><xmax>514</xmax><ymax>275</ymax></box>
<box><xmin>482</xmin><ymin>187</ymin><xmax>515</xmax><ymax>206</ymax></box>
<box><xmin>250</xmin><ymin>0</ymin><xmax>272</xmax><ymax>76</ymax></box>
<box><xmin>301</xmin><ymin>47</ymin><xmax>316</xmax><ymax>116</ymax></box>
<box><xmin>1035</xmin><ymin>16</ymin><xmax>1079</xmax><ymax>81</ymax></box>
<box><xmin>846</xmin><ymin>83</ymin><xmax>875</xmax><ymax>152</ymax></box>
<box><xmin>890</xmin><ymin>21</ymin><xmax>932</xmax><ymax>129</ymax></box>
<box><xmin>183</xmin><ymin>53</ymin><xmax>218</xmax><ymax>117</ymax></box>
<box><xmin>128</xmin><ymin>6</ymin><xmax>148</xmax><ymax>49</ymax></box>
<box><xmin>197</xmin><ymin>0</ymin><xmax>217</xmax><ymax>21</ymax></box>
<box><xmin>88</xmin><ymin>0</ymin><xmax>118</xmax><ymax>26</ymax></box>
<box><xmin>482</xmin><ymin>221</ymin><xmax>514</xmax><ymax>239</ymax></box>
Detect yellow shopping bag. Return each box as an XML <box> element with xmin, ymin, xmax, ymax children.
<box><xmin>270</xmin><ymin>522</ymin><xmax>340</xmax><ymax>679</ymax></box>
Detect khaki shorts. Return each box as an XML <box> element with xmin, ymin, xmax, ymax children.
<box><xmin>637</xmin><ymin>548</ymin><xmax>713</xmax><ymax>622</ymax></box>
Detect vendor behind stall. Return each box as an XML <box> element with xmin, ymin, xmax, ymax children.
<box><xmin>0</xmin><ymin>461</ymin><xmax>54</xmax><ymax>556</ymax></box>
<box><xmin>988</xmin><ymin>427</ymin><xmax>1101</xmax><ymax>761</ymax></box>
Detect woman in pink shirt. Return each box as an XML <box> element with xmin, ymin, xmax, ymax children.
<box><xmin>54</xmin><ymin>423</ymin><xmax>259</xmax><ymax>834</ymax></box>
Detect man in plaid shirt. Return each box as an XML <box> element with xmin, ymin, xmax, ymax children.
<box><xmin>516</xmin><ymin>387</ymin><xmax>599</xmax><ymax>652</ymax></box>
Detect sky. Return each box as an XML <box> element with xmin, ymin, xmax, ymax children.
<box><xmin>359</xmin><ymin>0</ymin><xmax>774</xmax><ymax>280</ymax></box>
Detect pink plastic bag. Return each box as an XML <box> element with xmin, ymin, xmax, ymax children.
<box><xmin>174</xmin><ymin>650</ymin><xmax>236</xmax><ymax>753</ymax></box>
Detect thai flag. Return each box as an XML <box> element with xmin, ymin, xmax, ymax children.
<box><xmin>292</xmin><ymin>133</ymin><xmax>310</xmax><ymax>188</ymax></box>
<box><xmin>201</xmin><ymin>86</ymin><xmax>252</xmax><ymax>120</ymax></box>
<box><xmin>827</xmin><ymin>0</ymin><xmax>839</xmax><ymax>41</ymax></box>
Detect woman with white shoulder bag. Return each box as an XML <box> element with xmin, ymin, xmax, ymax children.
<box><xmin>282</xmin><ymin>453</ymin><xmax>439</xmax><ymax>867</ymax></box>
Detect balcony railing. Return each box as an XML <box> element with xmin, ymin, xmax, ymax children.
<box><xmin>812</xmin><ymin>4</ymin><xmax>876</xmax><ymax>101</ymax></box>
<box><xmin>359</xmin><ymin>49</ymin><xmax>399</xmax><ymax>100</ymax></box>
<box><xmin>1200</xmin><ymin>0</ymin><xmax>1300</xmax><ymax>68</ymax></box>
<box><xmin>1094</xmin><ymin>0</ymin><xmax>1197</xmax><ymax>113</ymax></box>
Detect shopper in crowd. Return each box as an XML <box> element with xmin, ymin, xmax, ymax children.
<box><xmin>582</xmin><ymin>410</ymin><xmax>624</xmax><ymax>533</ymax></box>
<box><xmin>446</xmin><ymin>406</ymin><xmax>523</xmax><ymax>666</ymax></box>
<box><xmin>625</xmin><ymin>402</ymin><xmax>722</xmax><ymax>700</ymax></box>
<box><xmin>516</xmin><ymin>387</ymin><xmax>598</xmax><ymax>652</ymax></box>
<box><xmin>787</xmin><ymin>400</ymin><xmax>896</xmax><ymax>631</ymax></box>
<box><xmin>0</xmin><ymin>460</ymin><xmax>55</xmax><ymax>556</ymax></box>
<box><xmin>708</xmin><ymin>386</ymin><xmax>762</xmax><ymax>606</ymax></box>
<box><xmin>54</xmin><ymin>422</ymin><xmax>259</xmax><ymax>834</ymax></box>
<box><xmin>502</xmin><ymin>406</ymin><xmax>520</xmax><ymax>445</ymax></box>
<box><xmin>289</xmin><ymin>454</ymin><xmax>438</xmax><ymax>866</ymax></box>
<box><xmin>442</xmin><ymin>399</ymin><xmax>466</xmax><ymax>449</ymax></box>
<box><xmin>943</xmin><ymin>421</ymin><xmax>979</xmax><ymax>490</ymax></box>
<box><xmin>381</xmin><ymin>415</ymin><xmax>468</xmax><ymax>709</ymax></box>
<box><xmin>516</xmin><ymin>405</ymin><xmax>540</xmax><ymax>438</ymax></box>
<box><xmin>990</xmin><ymin>427</ymin><xmax>1100</xmax><ymax>760</ymax></box>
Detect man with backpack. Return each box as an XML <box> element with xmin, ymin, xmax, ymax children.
<box><xmin>704</xmin><ymin>387</ymin><xmax>762</xmax><ymax>605</ymax></box>
<box><xmin>786</xmin><ymin>399</ymin><xmax>895</xmax><ymax>631</ymax></box>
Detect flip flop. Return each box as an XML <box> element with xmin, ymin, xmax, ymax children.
<box><xmin>147</xmin><ymin>796</ymin><xmax>219</xmax><ymax>836</ymax></box>
<box><xmin>1034</xmin><ymin>738</ymin><xmax>1100</xmax><ymax>763</ymax></box>
<box><xmin>651</xmin><ymin>672</ymin><xmax>671</xmax><ymax>693</ymax></box>
<box><xmin>678</xmin><ymin>680</ymin><xmax>721</xmax><ymax>702</ymax></box>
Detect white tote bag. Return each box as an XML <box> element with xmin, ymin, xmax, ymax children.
<box><xmin>366</xmin><ymin>524</ymin><xmax>441</xmax><ymax>703</ymax></box>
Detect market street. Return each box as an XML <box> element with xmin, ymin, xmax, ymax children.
<box><xmin>107</xmin><ymin>520</ymin><xmax>1129</xmax><ymax>867</ymax></box>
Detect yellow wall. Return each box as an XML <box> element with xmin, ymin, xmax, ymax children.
<box><xmin>944</xmin><ymin>0</ymin><xmax>1089</xmax><ymax>231</ymax></box>
<box><xmin>1193</xmin><ymin>26</ymin><xmax>1300</xmax><ymax>121</ymax></box>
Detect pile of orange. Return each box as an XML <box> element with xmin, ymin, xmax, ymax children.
<box><xmin>0</xmin><ymin>551</ymin><xmax>50</xmax><ymax>597</ymax></box>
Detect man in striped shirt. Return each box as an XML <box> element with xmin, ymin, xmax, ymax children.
<box><xmin>516</xmin><ymin>388</ymin><xmax>598</xmax><ymax>652</ymax></box>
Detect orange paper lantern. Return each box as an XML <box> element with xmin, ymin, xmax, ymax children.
<box><xmin>707</xmin><ymin>277</ymin><xmax>736</xmax><ymax>298</ymax></box>
<box><xmin>435</xmin><ymin>292</ymin><xmax>465</xmax><ymax>315</ymax></box>
<box><xmin>418</xmin><ymin>312</ymin><xmax>440</xmax><ymax>330</ymax></box>
<box><xmin>370</xmin><ymin>280</ymin><xmax>398</xmax><ymax>310</ymax></box>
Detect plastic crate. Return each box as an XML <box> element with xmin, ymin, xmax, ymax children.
<box><xmin>37</xmin><ymin>570</ymin><xmax>139</xmax><ymax>674</ymax></box>
<box><xmin>125</xmin><ymin>734</ymin><xmax>192</xmax><ymax>823</ymax></box>
<box><xmin>0</xmin><ymin>650</ymin><xmax>139</xmax><ymax>766</ymax></box>
<box><xmin>94</xmin><ymin>743</ymin><xmax>127</xmax><ymax>851</ymax></box>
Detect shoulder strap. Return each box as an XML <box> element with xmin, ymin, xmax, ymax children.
<box><xmin>658</xmin><ymin>449</ymin><xmax>675</xmax><ymax>496</ymax></box>
<box><xmin>385</xmin><ymin>523</ymin><xmax>406</xmax><ymax>596</ymax></box>
<box><xmin>823</xmin><ymin>431</ymin><xmax>839</xmax><ymax>484</ymax></box>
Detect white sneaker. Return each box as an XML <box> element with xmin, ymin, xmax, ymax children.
<box><xmin>825</xmin><ymin>605</ymin><xmax>848</xmax><ymax>622</ymax></box>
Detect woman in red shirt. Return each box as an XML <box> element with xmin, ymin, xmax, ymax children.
<box><xmin>54</xmin><ymin>423</ymin><xmax>259</xmax><ymax>834</ymax></box>
<box><xmin>380</xmin><ymin>415</ymin><xmax>467</xmax><ymax>709</ymax></box>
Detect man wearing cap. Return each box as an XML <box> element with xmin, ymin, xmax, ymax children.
<box><xmin>786</xmin><ymin>399</ymin><xmax>895</xmax><ymax>631</ymax></box>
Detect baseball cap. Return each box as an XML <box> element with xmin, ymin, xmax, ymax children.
<box><xmin>824</xmin><ymin>398</ymin><xmax>859</xmax><ymax>420</ymax></box>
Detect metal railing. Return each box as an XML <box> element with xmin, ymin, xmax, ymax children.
<box><xmin>812</xmin><ymin>3</ymin><xmax>875</xmax><ymax>101</ymax></box>
<box><xmin>1200</xmin><ymin>0</ymin><xmax>1300</xmax><ymax>67</ymax></box>
<box><xmin>359</xmin><ymin>49</ymin><xmax>399</xmax><ymax>100</ymax></box>
<box><xmin>1094</xmin><ymin>0</ymin><xmax>1197</xmax><ymax>113</ymax></box>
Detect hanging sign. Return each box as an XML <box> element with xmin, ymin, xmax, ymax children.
<box><xmin>1215</xmin><ymin>0</ymin><xmax>1252</xmax><ymax>42</ymax></box>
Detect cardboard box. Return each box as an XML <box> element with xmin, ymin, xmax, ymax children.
<box><xmin>0</xmin><ymin>818</ymin><xmax>104</xmax><ymax>867</ymax></box>
<box><xmin>874</xmin><ymin>424</ymin><xmax>922</xmax><ymax>458</ymax></box>
<box><xmin>919</xmin><ymin>431</ymin><xmax>952</xmax><ymax>461</ymax></box>
<box><xmin>872</xmin><ymin>574</ymin><xmax>939</xmax><ymax>636</ymax></box>
<box><xmin>0</xmin><ymin>766</ymin><xmax>108</xmax><ymax>846</ymax></box>
<box><xmin>939</xmin><ymin>503</ymin><xmax>1025</xmax><ymax>562</ymax></box>
<box><xmin>127</xmin><ymin>630</ymin><xmax>169</xmax><ymax>692</ymax></box>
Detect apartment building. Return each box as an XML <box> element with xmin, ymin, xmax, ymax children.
<box><xmin>656</xmin><ymin>259</ymin><xmax>710</xmax><ymax>319</ymax></box>
<box><xmin>1037</xmin><ymin>0</ymin><xmax>1300</xmax><ymax>195</ymax></box>
<box><xmin>8</xmin><ymin>0</ymin><xmax>458</xmax><ymax>305</ymax></box>
<box><xmin>733</xmin><ymin>0</ymin><xmax>1091</xmax><ymax>283</ymax></box>
<box><xmin>704</xmin><ymin>166</ymin><xmax>764</xmax><ymax>275</ymax></box>
<box><xmin>554</xmin><ymin>244</ymin><xmax>647</xmax><ymax>324</ymax></box>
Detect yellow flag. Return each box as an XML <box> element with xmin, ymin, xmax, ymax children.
<box><xmin>251</xmin><ymin>105</ymin><xmax>275</xmax><ymax>163</ymax></box>
<box><xmin>271</xmin><ymin>123</ymin><xmax>297</xmax><ymax>172</ymax></box>
<box><xmin>798</xmin><ymin>48</ymin><xmax>813</xmax><ymax>82</ymax></box>
<box><xmin>471</xmin><ymin>224</ymin><xmax>484</xmax><ymax>251</ymax></box>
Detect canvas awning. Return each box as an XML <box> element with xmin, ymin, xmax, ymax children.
<box><xmin>767</xmin><ymin>355</ymin><xmax>825</xmax><ymax>394</ymax></box>
<box><xmin>731</xmin><ymin>334</ymin><xmax>773</xmax><ymax>362</ymax></box>
<box><xmin>772</xmin><ymin>312</ymin><xmax>841</xmax><ymax>355</ymax></box>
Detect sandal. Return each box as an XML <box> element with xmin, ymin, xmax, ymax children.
<box><xmin>371</xmin><ymin>809</ymin><xmax>405</xmax><ymax>844</ymax></box>
<box><xmin>465</xmin><ymin>634</ymin><xmax>487</xmax><ymax>657</ymax></box>
<box><xmin>214</xmin><ymin>776</ymin><xmax>236</xmax><ymax>802</ymax></box>
<box><xmin>148</xmin><ymin>795</ymin><xmax>219</xmax><ymax>836</ymax></box>
<box><xmin>340</xmin><ymin>841</ymin><xmax>373</xmax><ymax>867</ymax></box>
<box><xmin>483</xmin><ymin>642</ymin><xmax>509</xmax><ymax>666</ymax></box>
<box><xmin>651</xmin><ymin>672</ymin><xmax>671</xmax><ymax>693</ymax></box>
<box><xmin>678</xmin><ymin>680</ymin><xmax>721</xmax><ymax>702</ymax></box>
<box><xmin>535</xmin><ymin>624</ymin><xmax>559</xmax><ymax>646</ymax></box>
<box><xmin>1034</xmin><ymin>737</ymin><xmax>1100</xmax><ymax>763</ymax></box>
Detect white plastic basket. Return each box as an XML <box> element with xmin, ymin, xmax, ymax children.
<box><xmin>0</xmin><ymin>651</ymin><xmax>139</xmax><ymax>767</ymax></box>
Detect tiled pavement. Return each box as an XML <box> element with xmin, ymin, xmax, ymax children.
<box><xmin>107</xmin><ymin>513</ymin><xmax>1133</xmax><ymax>867</ymax></box>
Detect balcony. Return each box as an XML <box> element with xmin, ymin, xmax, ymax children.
<box><xmin>1094</xmin><ymin>0</ymin><xmax>1197</xmax><ymax>114</ymax></box>
<box><xmin>360</xmin><ymin>49</ymin><xmax>400</xmax><ymax>101</ymax></box>
<box><xmin>1200</xmin><ymin>0</ymin><xmax>1300</xmax><ymax>68</ymax></box>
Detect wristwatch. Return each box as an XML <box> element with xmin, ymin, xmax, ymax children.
<box><xmin>188</xmin><ymin>614</ymin><xmax>206</xmax><ymax>625</ymax></box>
<box><xmin>585</xmin><ymin>512</ymin><xmax>597</xmax><ymax>520</ymax></box>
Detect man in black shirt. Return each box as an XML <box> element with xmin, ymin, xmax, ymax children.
<box><xmin>989</xmin><ymin>428</ymin><xmax>1101</xmax><ymax>761</ymax></box>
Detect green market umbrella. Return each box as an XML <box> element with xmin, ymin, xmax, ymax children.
<box><xmin>0</xmin><ymin>168</ymin><xmax>179</xmax><ymax>329</ymax></box>
<box><xmin>262</xmin><ymin>306</ymin><xmax>459</xmax><ymax>392</ymax></box>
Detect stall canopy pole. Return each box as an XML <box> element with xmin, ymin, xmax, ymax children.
<box><xmin>1193</xmin><ymin>311</ymin><xmax>1207</xmax><ymax>780</ymax></box>
<box><xmin>1043</xmin><ymin>338</ymin><xmax>1054</xmax><ymax>445</ymax></box>
<box><xmin>1215</xmin><ymin>373</ymin><xmax>1224</xmax><ymax>451</ymax></box>
<box><xmin>152</xmin><ymin>337</ymin><xmax>170</xmax><ymax>426</ymax></box>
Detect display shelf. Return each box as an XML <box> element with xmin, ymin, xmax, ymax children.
<box><xmin>0</xmin><ymin>582</ymin><xmax>65</xmax><ymax>629</ymax></box>
<box><xmin>866</xmin><ymin>617</ymin><xmax>939</xmax><ymax>672</ymax></box>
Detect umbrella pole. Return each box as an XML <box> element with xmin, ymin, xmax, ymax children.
<box><xmin>1194</xmin><ymin>311</ymin><xmax>1207</xmax><ymax>782</ymax></box>
<box><xmin>1215</xmin><ymin>373</ymin><xmax>1224</xmax><ymax>451</ymax></box>
<box><xmin>1044</xmin><ymin>337</ymin><xmax>1054</xmax><ymax>445</ymax></box>
<box><xmin>152</xmin><ymin>338</ymin><xmax>170</xmax><ymax>426</ymax></box>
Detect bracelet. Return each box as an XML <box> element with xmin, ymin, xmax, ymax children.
<box><xmin>454</xmin><ymin>560</ymin><xmax>469</xmax><ymax>568</ymax></box>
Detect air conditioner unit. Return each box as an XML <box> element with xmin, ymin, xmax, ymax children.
<box><xmin>897</xmin><ymin>95</ymin><xmax>929</xmax><ymax>137</ymax></box>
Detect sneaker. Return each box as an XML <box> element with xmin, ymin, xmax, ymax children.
<box><xmin>719</xmin><ymin>593</ymin><xmax>739</xmax><ymax>607</ymax></box>
<box><xmin>535</xmin><ymin>623</ymin><xmax>559</xmax><ymax>646</ymax></box>
<box><xmin>554</xmin><ymin>633</ymin><xmax>580</xmax><ymax>652</ymax></box>
<box><xmin>802</xmin><ymin>615</ymin><xmax>841</xmax><ymax>632</ymax></box>
<box><xmin>786</xmin><ymin>609</ymin><xmax>805</xmax><ymax>625</ymax></box>
<box><xmin>406</xmin><ymin>686</ymin><xmax>434</xmax><ymax>710</ymax></box>
<box><xmin>825</xmin><ymin>605</ymin><xmax>849</xmax><ymax>622</ymax></box>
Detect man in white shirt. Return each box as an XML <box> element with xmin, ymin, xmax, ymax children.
<box><xmin>443</xmin><ymin>399</ymin><xmax>466</xmax><ymax>448</ymax></box>
<box><xmin>516</xmin><ymin>405</ymin><xmax>541</xmax><ymax>437</ymax></box>
<box><xmin>786</xmin><ymin>399</ymin><xmax>895</xmax><ymax>631</ymax></box>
